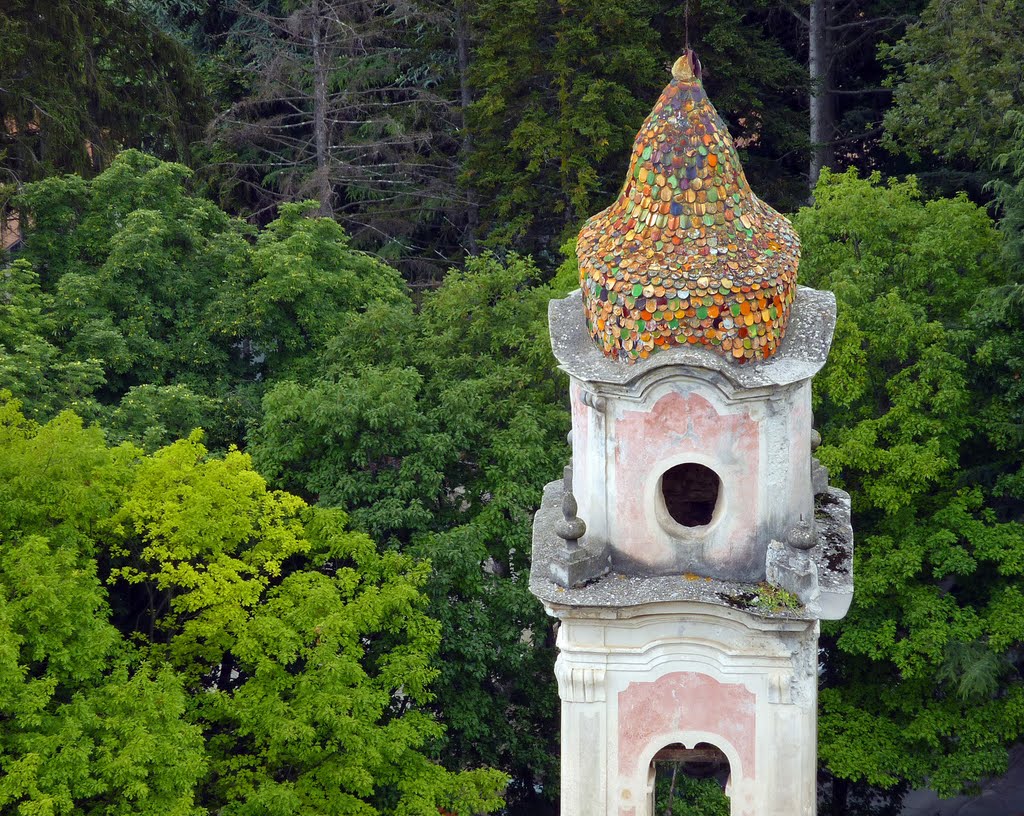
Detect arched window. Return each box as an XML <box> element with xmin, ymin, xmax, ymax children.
<box><xmin>647</xmin><ymin>742</ymin><xmax>731</xmax><ymax>815</ymax></box>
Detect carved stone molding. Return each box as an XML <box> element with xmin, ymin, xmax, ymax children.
<box><xmin>580</xmin><ymin>390</ymin><xmax>607</xmax><ymax>413</ymax></box>
<box><xmin>556</xmin><ymin>659</ymin><xmax>607</xmax><ymax>702</ymax></box>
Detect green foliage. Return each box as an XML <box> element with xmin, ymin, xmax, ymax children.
<box><xmin>12</xmin><ymin>150</ymin><xmax>252</xmax><ymax>442</ymax></box>
<box><xmin>0</xmin><ymin>399</ymin><xmax>207</xmax><ymax>816</ymax></box>
<box><xmin>0</xmin><ymin>258</ymin><xmax>106</xmax><ymax>418</ymax></box>
<box><xmin>990</xmin><ymin>110</ymin><xmax>1024</xmax><ymax>275</ymax></box>
<box><xmin>795</xmin><ymin>170</ymin><xmax>1024</xmax><ymax>796</ymax></box>
<box><xmin>252</xmin><ymin>251</ymin><xmax>570</xmax><ymax>803</ymax></box>
<box><xmin>245</xmin><ymin>202</ymin><xmax>407</xmax><ymax>380</ymax></box>
<box><xmin>654</xmin><ymin>770</ymin><xmax>730</xmax><ymax>816</ymax></box>
<box><xmin>0</xmin><ymin>395</ymin><xmax>507</xmax><ymax>815</ymax></box>
<box><xmin>0</xmin><ymin>0</ymin><xmax>209</xmax><ymax>183</ymax></box>
<box><xmin>466</xmin><ymin>0</ymin><xmax>664</xmax><ymax>252</ymax></box>
<box><xmin>7</xmin><ymin>153</ymin><xmax>405</xmax><ymax>450</ymax></box>
<box><xmin>12</xmin><ymin>5</ymin><xmax>1024</xmax><ymax>806</ymax></box>
<box><xmin>655</xmin><ymin>0</ymin><xmax>808</xmax><ymax>208</ymax></box>
<box><xmin>882</xmin><ymin>0</ymin><xmax>1024</xmax><ymax>166</ymax></box>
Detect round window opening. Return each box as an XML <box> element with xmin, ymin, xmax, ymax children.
<box><xmin>661</xmin><ymin>463</ymin><xmax>721</xmax><ymax>527</ymax></box>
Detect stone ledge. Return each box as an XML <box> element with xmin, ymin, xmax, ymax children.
<box><xmin>530</xmin><ymin>480</ymin><xmax>853</xmax><ymax>621</ymax></box>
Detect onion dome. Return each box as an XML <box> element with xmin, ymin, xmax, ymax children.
<box><xmin>577</xmin><ymin>52</ymin><xmax>800</xmax><ymax>363</ymax></box>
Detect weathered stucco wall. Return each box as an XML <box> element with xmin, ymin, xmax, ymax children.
<box><xmin>550</xmin><ymin>603</ymin><xmax>819</xmax><ymax>816</ymax></box>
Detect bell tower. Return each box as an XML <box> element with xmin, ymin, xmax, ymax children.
<box><xmin>530</xmin><ymin>53</ymin><xmax>854</xmax><ymax>816</ymax></box>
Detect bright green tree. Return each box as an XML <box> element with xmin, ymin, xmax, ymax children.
<box><xmin>0</xmin><ymin>399</ymin><xmax>207</xmax><ymax>816</ymax></box>
<box><xmin>0</xmin><ymin>394</ymin><xmax>508</xmax><ymax>815</ymax></box>
<box><xmin>794</xmin><ymin>170</ymin><xmax>1024</xmax><ymax>807</ymax></box>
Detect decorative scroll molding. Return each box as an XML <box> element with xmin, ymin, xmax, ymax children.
<box><xmin>766</xmin><ymin>672</ymin><xmax>792</xmax><ymax>705</ymax></box>
<box><xmin>556</xmin><ymin>659</ymin><xmax>607</xmax><ymax>702</ymax></box>
<box><xmin>580</xmin><ymin>390</ymin><xmax>607</xmax><ymax>413</ymax></box>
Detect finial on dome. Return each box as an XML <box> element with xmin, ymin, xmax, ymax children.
<box><xmin>671</xmin><ymin>49</ymin><xmax>701</xmax><ymax>81</ymax></box>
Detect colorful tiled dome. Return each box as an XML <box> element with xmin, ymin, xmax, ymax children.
<box><xmin>577</xmin><ymin>52</ymin><xmax>800</xmax><ymax>363</ymax></box>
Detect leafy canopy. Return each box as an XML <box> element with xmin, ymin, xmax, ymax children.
<box><xmin>7</xmin><ymin>152</ymin><xmax>406</xmax><ymax>450</ymax></box>
<box><xmin>883</xmin><ymin>0</ymin><xmax>1024</xmax><ymax>166</ymax></box>
<box><xmin>252</xmin><ymin>251</ymin><xmax>572</xmax><ymax>804</ymax></box>
<box><xmin>795</xmin><ymin>170</ymin><xmax>1024</xmax><ymax>795</ymax></box>
<box><xmin>0</xmin><ymin>394</ymin><xmax>507</xmax><ymax>815</ymax></box>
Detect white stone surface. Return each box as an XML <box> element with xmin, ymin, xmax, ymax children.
<box><xmin>535</xmin><ymin>285</ymin><xmax>849</xmax><ymax>816</ymax></box>
<box><xmin>547</xmin><ymin>600</ymin><xmax>820</xmax><ymax>816</ymax></box>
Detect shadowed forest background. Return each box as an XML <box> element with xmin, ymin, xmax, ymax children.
<box><xmin>2</xmin><ymin>1</ymin><xmax>1024</xmax><ymax>814</ymax></box>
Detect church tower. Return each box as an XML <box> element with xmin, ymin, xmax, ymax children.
<box><xmin>530</xmin><ymin>53</ymin><xmax>854</xmax><ymax>816</ymax></box>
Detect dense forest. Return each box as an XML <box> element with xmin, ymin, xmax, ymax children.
<box><xmin>1</xmin><ymin>0</ymin><xmax>1023</xmax><ymax>814</ymax></box>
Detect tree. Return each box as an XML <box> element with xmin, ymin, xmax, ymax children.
<box><xmin>9</xmin><ymin>150</ymin><xmax>255</xmax><ymax>447</ymax></box>
<box><xmin>654</xmin><ymin>771</ymin><xmax>730</xmax><ymax>816</ymax></box>
<box><xmin>251</xmin><ymin>252</ymin><xmax>572</xmax><ymax>808</ymax></box>
<box><xmin>204</xmin><ymin>0</ymin><xmax>469</xmax><ymax>280</ymax></box>
<box><xmin>0</xmin><ymin>399</ymin><xmax>208</xmax><ymax>815</ymax></box>
<box><xmin>793</xmin><ymin>170</ymin><xmax>1024</xmax><ymax>810</ymax></box>
<box><xmin>8</xmin><ymin>151</ymin><xmax>407</xmax><ymax>449</ymax></box>
<box><xmin>652</xmin><ymin>0</ymin><xmax>809</xmax><ymax>207</ymax></box>
<box><xmin>989</xmin><ymin>111</ymin><xmax>1024</xmax><ymax>275</ymax></box>
<box><xmin>0</xmin><ymin>393</ymin><xmax>508</xmax><ymax>815</ymax></box>
<box><xmin>465</xmin><ymin>0</ymin><xmax>664</xmax><ymax>254</ymax></box>
<box><xmin>882</xmin><ymin>0</ymin><xmax>1024</xmax><ymax>181</ymax></box>
<box><xmin>0</xmin><ymin>258</ymin><xmax>107</xmax><ymax>419</ymax></box>
<box><xmin>970</xmin><ymin>109</ymin><xmax>1024</xmax><ymax>529</ymax></box>
<box><xmin>0</xmin><ymin>0</ymin><xmax>209</xmax><ymax>184</ymax></box>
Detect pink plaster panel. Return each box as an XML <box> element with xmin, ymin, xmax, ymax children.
<box><xmin>618</xmin><ymin>671</ymin><xmax>756</xmax><ymax>779</ymax></box>
<box><xmin>612</xmin><ymin>390</ymin><xmax>760</xmax><ymax>570</ymax></box>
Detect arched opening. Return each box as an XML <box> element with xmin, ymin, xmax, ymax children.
<box><xmin>647</xmin><ymin>742</ymin><xmax>731</xmax><ymax>815</ymax></box>
<box><xmin>660</xmin><ymin>463</ymin><xmax>721</xmax><ymax>527</ymax></box>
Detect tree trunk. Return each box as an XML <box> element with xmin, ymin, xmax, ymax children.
<box><xmin>808</xmin><ymin>0</ymin><xmax>836</xmax><ymax>195</ymax></box>
<box><xmin>310</xmin><ymin>0</ymin><xmax>334</xmax><ymax>218</ymax></box>
<box><xmin>455</xmin><ymin>0</ymin><xmax>479</xmax><ymax>253</ymax></box>
<box><xmin>831</xmin><ymin>775</ymin><xmax>849</xmax><ymax>815</ymax></box>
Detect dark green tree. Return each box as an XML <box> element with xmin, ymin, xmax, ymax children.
<box><xmin>793</xmin><ymin>170</ymin><xmax>1024</xmax><ymax>810</ymax></box>
<box><xmin>990</xmin><ymin>111</ymin><xmax>1024</xmax><ymax>276</ymax></box>
<box><xmin>0</xmin><ymin>0</ymin><xmax>209</xmax><ymax>184</ymax></box>
<box><xmin>252</xmin><ymin>252</ymin><xmax>572</xmax><ymax>808</ymax></box>
<box><xmin>465</xmin><ymin>0</ymin><xmax>664</xmax><ymax>254</ymax></box>
<box><xmin>882</xmin><ymin>0</ymin><xmax>1024</xmax><ymax>181</ymax></box>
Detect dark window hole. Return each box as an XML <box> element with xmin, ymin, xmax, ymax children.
<box><xmin>661</xmin><ymin>463</ymin><xmax>720</xmax><ymax>527</ymax></box>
